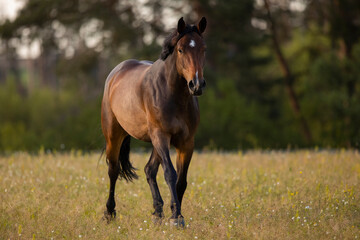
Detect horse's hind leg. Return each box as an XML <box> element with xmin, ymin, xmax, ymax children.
<box><xmin>102</xmin><ymin>115</ymin><xmax>127</xmax><ymax>221</ymax></box>
<box><xmin>104</xmin><ymin>138</ymin><xmax>121</xmax><ymax>219</ymax></box>
<box><xmin>144</xmin><ymin>148</ymin><xmax>164</xmax><ymax>223</ymax></box>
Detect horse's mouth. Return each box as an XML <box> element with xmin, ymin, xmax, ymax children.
<box><xmin>190</xmin><ymin>88</ymin><xmax>203</xmax><ymax>96</ymax></box>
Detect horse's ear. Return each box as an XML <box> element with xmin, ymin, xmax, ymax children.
<box><xmin>198</xmin><ymin>17</ymin><xmax>207</xmax><ymax>34</ymax></box>
<box><xmin>177</xmin><ymin>17</ymin><xmax>186</xmax><ymax>34</ymax></box>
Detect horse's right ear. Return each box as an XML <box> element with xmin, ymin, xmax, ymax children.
<box><xmin>177</xmin><ymin>17</ymin><xmax>186</xmax><ymax>34</ymax></box>
<box><xmin>198</xmin><ymin>17</ymin><xmax>207</xmax><ymax>34</ymax></box>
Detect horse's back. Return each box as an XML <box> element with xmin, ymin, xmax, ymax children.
<box><xmin>105</xmin><ymin>59</ymin><xmax>153</xmax><ymax>89</ymax></box>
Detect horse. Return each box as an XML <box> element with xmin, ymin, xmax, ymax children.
<box><xmin>101</xmin><ymin>17</ymin><xmax>207</xmax><ymax>227</ymax></box>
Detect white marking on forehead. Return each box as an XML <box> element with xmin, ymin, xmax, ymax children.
<box><xmin>194</xmin><ymin>71</ymin><xmax>199</xmax><ymax>86</ymax></box>
<box><xmin>189</xmin><ymin>39</ymin><xmax>196</xmax><ymax>48</ymax></box>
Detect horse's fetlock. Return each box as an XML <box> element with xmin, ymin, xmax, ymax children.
<box><xmin>106</xmin><ymin>199</ymin><xmax>116</xmax><ymax>212</ymax></box>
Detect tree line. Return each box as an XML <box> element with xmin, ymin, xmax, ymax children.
<box><xmin>0</xmin><ymin>0</ymin><xmax>359</xmax><ymax>151</ymax></box>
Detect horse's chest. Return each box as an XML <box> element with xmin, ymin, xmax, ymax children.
<box><xmin>159</xmin><ymin>107</ymin><xmax>198</xmax><ymax>141</ymax></box>
<box><xmin>147</xmin><ymin>93</ymin><xmax>199</xmax><ymax>141</ymax></box>
<box><xmin>171</xmin><ymin>116</ymin><xmax>190</xmax><ymax>138</ymax></box>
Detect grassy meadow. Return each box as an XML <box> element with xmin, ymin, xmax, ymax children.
<box><xmin>0</xmin><ymin>150</ymin><xmax>359</xmax><ymax>239</ymax></box>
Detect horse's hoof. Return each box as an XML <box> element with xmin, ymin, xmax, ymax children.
<box><xmin>102</xmin><ymin>210</ymin><xmax>116</xmax><ymax>223</ymax></box>
<box><xmin>151</xmin><ymin>212</ymin><xmax>164</xmax><ymax>225</ymax></box>
<box><xmin>169</xmin><ymin>217</ymin><xmax>185</xmax><ymax>228</ymax></box>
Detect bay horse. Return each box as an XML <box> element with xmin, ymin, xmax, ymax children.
<box><xmin>101</xmin><ymin>17</ymin><xmax>207</xmax><ymax>227</ymax></box>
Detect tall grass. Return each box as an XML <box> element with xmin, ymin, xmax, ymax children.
<box><xmin>1</xmin><ymin>150</ymin><xmax>359</xmax><ymax>239</ymax></box>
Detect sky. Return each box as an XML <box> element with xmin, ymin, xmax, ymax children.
<box><xmin>0</xmin><ymin>0</ymin><xmax>182</xmax><ymax>59</ymax></box>
<box><xmin>0</xmin><ymin>0</ymin><xmax>24</xmax><ymax>21</ymax></box>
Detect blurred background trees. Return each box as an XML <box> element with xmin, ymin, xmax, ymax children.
<box><xmin>0</xmin><ymin>0</ymin><xmax>359</xmax><ymax>151</ymax></box>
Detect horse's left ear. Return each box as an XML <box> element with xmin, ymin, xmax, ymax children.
<box><xmin>198</xmin><ymin>17</ymin><xmax>207</xmax><ymax>34</ymax></box>
<box><xmin>178</xmin><ymin>17</ymin><xmax>186</xmax><ymax>34</ymax></box>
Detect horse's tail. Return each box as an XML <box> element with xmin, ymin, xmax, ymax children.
<box><xmin>118</xmin><ymin>135</ymin><xmax>138</xmax><ymax>182</ymax></box>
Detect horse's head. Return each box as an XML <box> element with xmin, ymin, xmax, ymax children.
<box><xmin>161</xmin><ymin>17</ymin><xmax>207</xmax><ymax>96</ymax></box>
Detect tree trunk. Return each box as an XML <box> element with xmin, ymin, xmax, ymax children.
<box><xmin>264</xmin><ymin>0</ymin><xmax>313</xmax><ymax>144</ymax></box>
<box><xmin>332</xmin><ymin>0</ymin><xmax>357</xmax><ymax>97</ymax></box>
<box><xmin>4</xmin><ymin>41</ymin><xmax>27</xmax><ymax>97</ymax></box>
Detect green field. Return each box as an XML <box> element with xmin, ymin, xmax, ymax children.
<box><xmin>1</xmin><ymin>150</ymin><xmax>359</xmax><ymax>239</ymax></box>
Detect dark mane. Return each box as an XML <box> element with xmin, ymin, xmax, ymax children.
<box><xmin>160</xmin><ymin>25</ymin><xmax>201</xmax><ymax>60</ymax></box>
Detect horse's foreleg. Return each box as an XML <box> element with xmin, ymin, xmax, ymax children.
<box><xmin>150</xmin><ymin>131</ymin><xmax>183</xmax><ymax>225</ymax></box>
<box><xmin>144</xmin><ymin>149</ymin><xmax>164</xmax><ymax>222</ymax></box>
<box><xmin>175</xmin><ymin>140</ymin><xmax>194</xmax><ymax>208</ymax></box>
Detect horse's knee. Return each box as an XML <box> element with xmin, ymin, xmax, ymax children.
<box><xmin>144</xmin><ymin>164</ymin><xmax>152</xmax><ymax>182</ymax></box>
<box><xmin>145</xmin><ymin>153</ymin><xmax>160</xmax><ymax>180</ymax></box>
<box><xmin>164</xmin><ymin>167</ymin><xmax>177</xmax><ymax>184</ymax></box>
<box><xmin>146</xmin><ymin>167</ymin><xmax>160</xmax><ymax>187</ymax></box>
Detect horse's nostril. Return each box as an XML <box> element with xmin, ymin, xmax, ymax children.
<box><xmin>202</xmin><ymin>80</ymin><xmax>206</xmax><ymax>88</ymax></box>
<box><xmin>189</xmin><ymin>80</ymin><xmax>195</xmax><ymax>89</ymax></box>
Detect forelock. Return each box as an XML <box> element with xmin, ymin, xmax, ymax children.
<box><xmin>160</xmin><ymin>25</ymin><xmax>202</xmax><ymax>60</ymax></box>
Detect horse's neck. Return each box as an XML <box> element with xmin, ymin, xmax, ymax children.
<box><xmin>163</xmin><ymin>55</ymin><xmax>191</xmax><ymax>103</ymax></box>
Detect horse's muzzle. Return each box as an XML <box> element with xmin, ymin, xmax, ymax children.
<box><xmin>188</xmin><ymin>79</ymin><xmax>206</xmax><ymax>96</ymax></box>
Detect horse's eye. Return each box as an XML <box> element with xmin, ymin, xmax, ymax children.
<box><xmin>178</xmin><ymin>49</ymin><xmax>183</xmax><ymax>54</ymax></box>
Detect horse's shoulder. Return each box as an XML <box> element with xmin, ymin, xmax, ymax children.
<box><xmin>145</xmin><ymin>59</ymin><xmax>164</xmax><ymax>74</ymax></box>
<box><xmin>142</xmin><ymin>60</ymin><xmax>165</xmax><ymax>85</ymax></box>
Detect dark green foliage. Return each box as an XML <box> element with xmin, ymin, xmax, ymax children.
<box><xmin>0</xmin><ymin>0</ymin><xmax>360</xmax><ymax>151</ymax></box>
<box><xmin>0</xmin><ymin>79</ymin><xmax>103</xmax><ymax>151</ymax></box>
<box><xmin>302</xmin><ymin>45</ymin><xmax>360</xmax><ymax>147</ymax></box>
